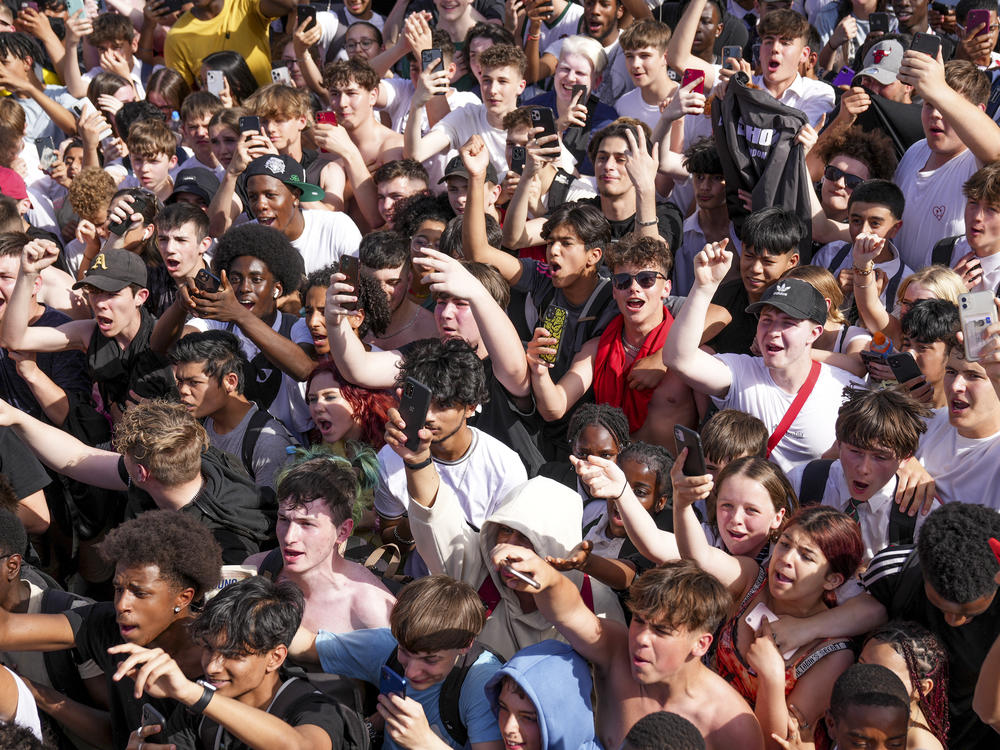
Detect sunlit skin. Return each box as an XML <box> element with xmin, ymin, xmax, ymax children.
<box><xmin>434</xmin><ymin>294</ymin><xmax>484</xmax><ymax>350</ymax></box>
<box><xmin>180</xmin><ymin>113</ymin><xmax>216</xmax><ymax>165</ymax></box>
<box><xmin>366</xmin><ymin>262</ymin><xmax>410</xmax><ymax>314</ymax></box>
<box><xmin>344</xmin><ymin>26</ymin><xmax>382</xmax><ymax>62</ymax></box>
<box><xmin>922</xmin><ymin>101</ymin><xmax>966</xmax><ymax>164</ymax></box>
<box><xmin>307</xmin><ymin>370</ymin><xmax>362</xmax><ymax>443</ymax></box>
<box><xmin>838</xmin><ymin>441</ymin><xmax>903</xmax><ymax>503</ymax></box>
<box><xmin>627</xmin><ymin>614</ymin><xmax>710</xmax><ymax>684</ymax></box>
<box><xmin>112</xmin><ymin>564</ymin><xmax>192</xmax><ymax>646</ymax></box>
<box><xmin>63</xmin><ymin>145</ymin><xmax>84</xmax><ymax>180</ymax></box>
<box><xmin>226</xmin><ymin>255</ymin><xmax>281</xmax><ymax>323</ymax></box>
<box><xmin>173</xmin><ymin>360</ymin><xmax>227</xmax><ymax>418</ymax></box>
<box><xmin>82</xmin><ymin>285</ymin><xmax>148</xmax><ymax>346</ymax></box>
<box><xmin>467</xmin><ymin>36</ymin><xmax>495</xmax><ymax>85</ymax></box>
<box><xmin>328</xmin><ymin>78</ymin><xmax>378</xmax><ymax>132</ymax></box>
<box><xmin>131</xmin><ymin>151</ymin><xmax>177</xmax><ymax>195</ymax></box>
<box><xmin>261</xmin><ymin>115</ymin><xmax>307</xmax><ymax>154</ymax></box>
<box><xmin>573</xmin><ymin>424</ymin><xmax>622</xmax><ymax>464</ymax></box>
<box><xmin>824</xmin><ymin>704</ymin><xmax>909</xmax><ymax>750</ymax></box>
<box><xmin>553</xmin><ymin>52</ymin><xmax>598</xmax><ymax>109</ymax></box>
<box><xmin>605</xmin><ymin>458</ymin><xmax>666</xmax><ymax>539</ymax></box>
<box><xmin>276</xmin><ymin>498</ymin><xmax>352</xmax><ymax>574</ymax></box>
<box><xmin>582</xmin><ymin>0</ymin><xmax>624</xmax><ymax>46</ymax></box>
<box><xmin>943</xmin><ymin>350</ymin><xmax>1000</xmax><ymax>439</ymax></box>
<box><xmin>199</xmin><ymin>633</ymin><xmax>284</xmax><ymax>705</ymax></box>
<box><xmin>821</xmin><ymin>155</ymin><xmax>870</xmax><ymax>221</ymax></box>
<box><xmin>375</xmin><ymin>176</ymin><xmax>427</xmax><ymax>227</ymax></box>
<box><xmin>396</xmin><ymin>644</ymin><xmax>470</xmax><ymax>692</ymax></box>
<box><xmin>544</xmin><ymin>222</ymin><xmax>601</xmax><ymax>294</ymax></box>
<box><xmin>302</xmin><ymin>285</ymin><xmax>331</xmax><ymax>355</ymax></box>
<box><xmin>497</xmin><ymin>681</ymin><xmax>541</xmax><ymax>750</ymax></box>
<box><xmin>611</xmin><ymin>262</ymin><xmax>670</xmax><ymax>332</ymax></box>
<box><xmin>594</xmin><ymin>136</ymin><xmax>633</xmax><ymax>199</ymax></box>
<box><xmin>754</xmin><ymin>308</ymin><xmax>822</xmax><ymax>373</ymax></box>
<box><xmin>693</xmin><ymin>4</ymin><xmax>724</xmax><ymax>59</ymax></box>
<box><xmin>714</xmin><ymin>473</ymin><xmax>785</xmax><ymax>557</ymax></box>
<box><xmin>965</xmin><ymin>197</ymin><xmax>1000</xmax><ymax>255</ymax></box>
<box><xmin>759</xmin><ymin>34</ymin><xmax>809</xmax><ymax>93</ymax></box>
<box><xmin>693</xmin><ymin>172</ymin><xmax>726</xmax><ymax>210</ymax></box>
<box><xmin>480</xmin><ymin>65</ymin><xmax>526</xmax><ymax>124</ymax></box>
<box><xmin>209</xmin><ymin>123</ymin><xmax>240</xmax><ymax>170</ymax></box>
<box><xmin>156</xmin><ymin>220</ymin><xmax>208</xmax><ymax>281</ymax></box>
<box><xmin>624</xmin><ymin>46</ymin><xmax>669</xmax><ymax>91</ymax></box>
<box><xmin>246</xmin><ymin>174</ymin><xmax>303</xmax><ymax>238</ymax></box>
<box><xmin>767</xmin><ymin>526</ymin><xmax>844</xmax><ymax>608</ymax></box>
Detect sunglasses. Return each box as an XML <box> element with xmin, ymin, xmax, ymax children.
<box><xmin>824</xmin><ymin>164</ymin><xmax>865</xmax><ymax>190</ymax></box>
<box><xmin>612</xmin><ymin>271</ymin><xmax>667</xmax><ymax>290</ymax></box>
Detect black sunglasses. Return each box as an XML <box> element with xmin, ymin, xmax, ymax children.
<box><xmin>824</xmin><ymin>164</ymin><xmax>865</xmax><ymax>190</ymax></box>
<box><xmin>612</xmin><ymin>271</ymin><xmax>667</xmax><ymax>290</ymax></box>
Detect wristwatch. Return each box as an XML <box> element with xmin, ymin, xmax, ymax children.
<box><xmin>186</xmin><ymin>679</ymin><xmax>216</xmax><ymax>714</ymax></box>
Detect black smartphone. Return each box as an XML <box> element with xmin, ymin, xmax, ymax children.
<box><xmin>238</xmin><ymin>115</ymin><xmax>261</xmax><ymax>134</ymax></box>
<box><xmin>910</xmin><ymin>32</ymin><xmax>942</xmax><ymax>58</ymax></box>
<box><xmin>528</xmin><ymin>106</ymin><xmax>558</xmax><ymax>140</ymax></box>
<box><xmin>869</xmin><ymin>11</ymin><xmax>890</xmax><ymax>33</ymax></box>
<box><xmin>859</xmin><ymin>349</ymin><xmax>888</xmax><ymax>367</ymax></box>
<box><xmin>673</xmin><ymin>425</ymin><xmax>707</xmax><ymax>476</ymax></box>
<box><xmin>159</xmin><ymin>0</ymin><xmax>186</xmax><ymax>12</ymax></box>
<box><xmin>538</xmin><ymin>304</ymin><xmax>568</xmax><ymax>365</ymax></box>
<box><xmin>108</xmin><ymin>216</ymin><xmax>130</xmax><ymax>237</ymax></box>
<box><xmin>752</xmin><ymin>42</ymin><xmax>762</xmax><ymax>66</ymax></box>
<box><xmin>399</xmin><ymin>377</ymin><xmax>432</xmax><ymax>451</ymax></box>
<box><xmin>379</xmin><ymin>665</ymin><xmax>407</xmax><ymax>697</ymax></box>
<box><xmin>141</xmin><ymin>704</ymin><xmax>166</xmax><ymax>744</ymax></box>
<box><xmin>339</xmin><ymin>255</ymin><xmax>359</xmax><ymax>312</ymax></box>
<box><xmin>194</xmin><ymin>268</ymin><xmax>222</xmax><ymax>293</ymax></box>
<box><xmin>722</xmin><ymin>45</ymin><xmax>743</xmax><ymax>64</ymax></box>
<box><xmin>887</xmin><ymin>351</ymin><xmax>923</xmax><ymax>384</ymax></box>
<box><xmin>296</xmin><ymin>4</ymin><xmax>316</xmax><ymax>27</ymax></box>
<box><xmin>510</xmin><ymin>145</ymin><xmax>526</xmax><ymax>175</ymax></box>
<box><xmin>421</xmin><ymin>49</ymin><xmax>445</xmax><ymax>94</ymax></box>
<box><xmin>570</xmin><ymin>83</ymin><xmax>587</xmax><ymax>103</ymax></box>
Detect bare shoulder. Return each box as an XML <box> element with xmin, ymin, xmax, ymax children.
<box><xmin>697</xmin><ymin>668</ymin><xmax>762</xmax><ymax>747</ymax></box>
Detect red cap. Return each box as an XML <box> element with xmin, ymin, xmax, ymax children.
<box><xmin>0</xmin><ymin>167</ymin><xmax>27</xmax><ymax>201</ymax></box>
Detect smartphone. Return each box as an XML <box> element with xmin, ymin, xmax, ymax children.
<box><xmin>65</xmin><ymin>0</ymin><xmax>85</xmax><ymax>17</ymax></box>
<box><xmin>20</xmin><ymin>1</ymin><xmax>38</xmax><ymax>10</ymax></box>
<box><xmin>194</xmin><ymin>268</ymin><xmax>222</xmax><ymax>293</ymax></box>
<box><xmin>968</xmin><ymin>7</ymin><xmax>992</xmax><ymax>35</ymax></box>
<box><xmin>34</xmin><ymin>136</ymin><xmax>57</xmax><ymax>169</ymax></box>
<box><xmin>502</xmin><ymin>563</ymin><xmax>541</xmax><ymax>589</ymax></box>
<box><xmin>831</xmin><ymin>66</ymin><xmax>856</xmax><ymax>87</ymax></box>
<box><xmin>160</xmin><ymin>0</ymin><xmax>187</xmax><ymax>12</ymax></box>
<box><xmin>538</xmin><ymin>304</ymin><xmax>568</xmax><ymax>365</ymax></box>
<box><xmin>910</xmin><ymin>32</ymin><xmax>942</xmax><ymax>58</ymax></box>
<box><xmin>722</xmin><ymin>45</ymin><xmax>743</xmax><ymax>64</ymax></box>
<box><xmin>960</xmin><ymin>291</ymin><xmax>995</xmax><ymax>361</ymax></box>
<box><xmin>141</xmin><ymin>704</ymin><xmax>166</xmax><ymax>744</ymax></box>
<box><xmin>238</xmin><ymin>115</ymin><xmax>261</xmax><ymax>134</ymax></box>
<box><xmin>296</xmin><ymin>4</ymin><xmax>316</xmax><ymax>27</ymax></box>
<box><xmin>570</xmin><ymin>83</ymin><xmax>588</xmax><ymax>103</ymax></box>
<box><xmin>108</xmin><ymin>215</ymin><xmax>130</xmax><ymax>237</ymax></box>
<box><xmin>673</xmin><ymin>425</ymin><xmax>707</xmax><ymax>476</ymax></box>
<box><xmin>206</xmin><ymin>70</ymin><xmax>224</xmax><ymax>97</ymax></box>
<box><xmin>887</xmin><ymin>351</ymin><xmax>923</xmax><ymax>384</ymax></box>
<box><xmin>752</xmin><ymin>42</ymin><xmax>762</xmax><ymax>66</ymax></box>
<box><xmin>859</xmin><ymin>349</ymin><xmax>887</xmax><ymax>367</ymax></box>
<box><xmin>421</xmin><ymin>49</ymin><xmax>445</xmax><ymax>93</ymax></box>
<box><xmin>510</xmin><ymin>145</ymin><xmax>526</xmax><ymax>175</ymax></box>
<box><xmin>315</xmin><ymin>110</ymin><xmax>338</xmax><ymax>126</ymax></box>
<box><xmin>379</xmin><ymin>665</ymin><xmax>407</xmax><ymax>697</ymax></box>
<box><xmin>339</xmin><ymin>255</ymin><xmax>359</xmax><ymax>312</ymax></box>
<box><xmin>398</xmin><ymin>377</ymin><xmax>432</xmax><ymax>452</ymax></box>
<box><xmin>682</xmin><ymin>68</ymin><xmax>705</xmax><ymax>95</ymax></box>
<box><xmin>869</xmin><ymin>11</ymin><xmax>890</xmax><ymax>33</ymax></box>
<box><xmin>528</xmin><ymin>106</ymin><xmax>558</xmax><ymax>140</ymax></box>
<box><xmin>271</xmin><ymin>65</ymin><xmax>292</xmax><ymax>85</ymax></box>
<box><xmin>745</xmin><ymin>603</ymin><xmax>797</xmax><ymax>658</ymax></box>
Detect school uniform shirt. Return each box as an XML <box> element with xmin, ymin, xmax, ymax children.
<box><xmin>712</xmin><ymin>355</ymin><xmax>862</xmax><ymax>473</ymax></box>
<box><xmin>315</xmin><ymin>628</ymin><xmax>502</xmax><ymax>750</ymax></box>
<box><xmin>287</xmin><ymin>209</ymin><xmax>362</xmax><ymax>275</ymax></box>
<box><xmin>949</xmin><ymin>237</ymin><xmax>1000</xmax><ymax>294</ymax></box>
<box><xmin>675</xmin><ymin>210</ymin><xmax>743</xmax><ymax>295</ymax></box>
<box><xmin>915</xmin><ymin>408</ymin><xmax>1000</xmax><ymax>508</ymax></box>
<box><xmin>893</xmin><ymin>141</ymin><xmax>978</xmax><ymax>270</ymax></box>
<box><xmin>787</xmin><ymin>461</ymin><xmax>927</xmax><ymax>563</ymax></box>
<box><xmin>749</xmin><ymin>73</ymin><xmax>834</xmax><ymax>127</ymax></box>
<box><xmin>81</xmin><ymin>57</ymin><xmax>146</xmax><ymax>98</ymax></box>
<box><xmin>428</xmin><ymin>103</ymin><xmax>509</xmax><ymax>180</ymax></box>
<box><xmin>813</xmin><ymin>239</ymin><xmax>912</xmax><ymax>310</ymax></box>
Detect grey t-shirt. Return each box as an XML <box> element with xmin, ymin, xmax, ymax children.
<box><xmin>205</xmin><ymin>405</ymin><xmax>298</xmax><ymax>489</ymax></box>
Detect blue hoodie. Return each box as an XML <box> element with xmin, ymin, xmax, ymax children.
<box><xmin>484</xmin><ymin>640</ymin><xmax>603</xmax><ymax>750</ymax></box>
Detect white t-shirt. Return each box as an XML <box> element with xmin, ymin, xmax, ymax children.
<box><xmin>288</xmin><ymin>209</ymin><xmax>362</xmax><ymax>274</ymax></box>
<box><xmin>615</xmin><ymin>88</ymin><xmax>662</xmax><ymax>131</ymax></box>
<box><xmin>430</xmin><ymin>103</ymin><xmax>509</xmax><ymax>179</ymax></box>
<box><xmin>893</xmin><ymin>141</ymin><xmax>978</xmax><ymax>270</ymax></box>
<box><xmin>713</xmin><ymin>354</ymin><xmax>862</xmax><ymax>473</ymax></box>
<box><xmin>379</xmin><ymin>78</ymin><xmax>481</xmax><ymax>135</ymax></box>
<box><xmin>949</xmin><ymin>237</ymin><xmax>1000</xmax><ymax>295</ymax></box>
<box><xmin>176</xmin><ymin>154</ymin><xmax>224</xmax><ymax>179</ymax></box>
<box><xmin>187</xmin><ymin>315</ymin><xmax>312</xmax><ymax>438</ymax></box>
<box><xmin>374</xmin><ymin>427</ymin><xmax>527</xmax><ymax>527</ymax></box>
<box><xmin>3</xmin><ymin>666</ymin><xmax>41</xmax><ymax>740</ymax></box>
<box><xmin>533</xmin><ymin>1</ymin><xmax>584</xmax><ymax>54</ymax></box>
<box><xmin>915</xmin><ymin>408</ymin><xmax>1000</xmax><ymax>508</ymax></box>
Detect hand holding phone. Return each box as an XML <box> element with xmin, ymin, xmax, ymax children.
<box><xmin>960</xmin><ymin>291</ymin><xmax>995</xmax><ymax>361</ymax></box>
<box><xmin>141</xmin><ymin>704</ymin><xmax>166</xmax><ymax>744</ymax></box>
<box><xmin>238</xmin><ymin>115</ymin><xmax>261</xmax><ymax>134</ymax></box>
<box><xmin>379</xmin><ymin>665</ymin><xmax>407</xmax><ymax>697</ymax></box>
<box><xmin>398</xmin><ymin>377</ymin><xmax>432</xmax><ymax>452</ymax></box>
<box><xmin>194</xmin><ymin>268</ymin><xmax>222</xmax><ymax>293</ymax></box>
<box><xmin>869</xmin><ymin>11</ymin><xmax>891</xmax><ymax>33</ymax></box>
<box><xmin>674</xmin><ymin>425</ymin><xmax>707</xmax><ymax>476</ymax></box>
<box><xmin>538</xmin><ymin>305</ymin><xmax>567</xmax><ymax>364</ymax></box>
<box><xmin>528</xmin><ymin>106</ymin><xmax>558</xmax><ymax>140</ymax></box>
<box><xmin>967</xmin><ymin>7</ymin><xmax>992</xmax><ymax>36</ymax></box>
<box><xmin>509</xmin><ymin>145</ymin><xmax>526</xmax><ymax>175</ymax></box>
<box><xmin>502</xmin><ymin>563</ymin><xmax>541</xmax><ymax>589</ymax></box>
<box><xmin>886</xmin><ymin>351</ymin><xmax>923</xmax><ymax>384</ymax></box>
<box><xmin>910</xmin><ymin>32</ymin><xmax>942</xmax><ymax>58</ymax></box>
<box><xmin>338</xmin><ymin>255</ymin><xmax>359</xmax><ymax>312</ymax></box>
<box><xmin>682</xmin><ymin>68</ymin><xmax>705</xmax><ymax>95</ymax></box>
<box><xmin>722</xmin><ymin>45</ymin><xmax>743</xmax><ymax>64</ymax></box>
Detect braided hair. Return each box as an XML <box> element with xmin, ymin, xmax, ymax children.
<box><xmin>566</xmin><ymin>403</ymin><xmax>631</xmax><ymax>453</ymax></box>
<box><xmin>864</xmin><ymin>620</ymin><xmax>950</xmax><ymax>747</ymax></box>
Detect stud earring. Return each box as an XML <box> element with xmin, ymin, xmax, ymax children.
<box><xmin>173</xmin><ymin>606</ymin><xmax>182</xmax><ymax>613</ymax></box>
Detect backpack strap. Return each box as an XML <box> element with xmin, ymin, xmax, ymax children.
<box><xmin>257</xmin><ymin>547</ymin><xmax>284</xmax><ymax>580</ymax></box>
<box><xmin>883</xmin><ymin>259</ymin><xmax>906</xmax><ymax>311</ymax></box>
<box><xmin>798</xmin><ymin>459</ymin><xmax>834</xmax><ymax>506</ymax></box>
<box><xmin>824</xmin><ymin>243</ymin><xmax>852</xmax><ymax>274</ymax></box>
<box><xmin>240</xmin><ymin>408</ymin><xmax>275</xmax><ymax>480</ymax></box>
<box><xmin>438</xmin><ymin>644</ymin><xmax>490</xmax><ymax>747</ymax></box>
<box><xmin>931</xmin><ymin>235</ymin><xmax>961</xmax><ymax>267</ymax></box>
<box><xmin>887</xmin><ymin>502</ymin><xmax>917</xmax><ymax>547</ymax></box>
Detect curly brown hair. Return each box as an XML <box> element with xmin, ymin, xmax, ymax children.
<box><xmin>816</xmin><ymin>125</ymin><xmax>897</xmax><ymax>181</ymax></box>
<box><xmin>68</xmin><ymin>167</ymin><xmax>116</xmax><ymax>223</ymax></box>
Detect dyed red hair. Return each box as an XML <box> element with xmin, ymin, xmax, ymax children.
<box><xmin>782</xmin><ymin>506</ymin><xmax>863</xmax><ymax>608</ymax></box>
<box><xmin>307</xmin><ymin>361</ymin><xmax>393</xmax><ymax>449</ymax></box>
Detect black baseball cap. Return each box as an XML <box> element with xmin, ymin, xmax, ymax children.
<box><xmin>745</xmin><ymin>278</ymin><xmax>827</xmax><ymax>324</ymax></box>
<box><xmin>242</xmin><ymin>155</ymin><xmax>324</xmax><ymax>201</ymax></box>
<box><xmin>72</xmin><ymin>249</ymin><xmax>148</xmax><ymax>292</ymax></box>
<box><xmin>168</xmin><ymin>167</ymin><xmax>221</xmax><ymax>205</ymax></box>
<box><xmin>439</xmin><ymin>155</ymin><xmax>499</xmax><ymax>185</ymax></box>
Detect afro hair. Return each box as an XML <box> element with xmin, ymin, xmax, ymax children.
<box><xmin>917</xmin><ymin>502</ymin><xmax>1000</xmax><ymax>604</ymax></box>
<box><xmin>212</xmin><ymin>223</ymin><xmax>305</xmax><ymax>296</ymax></box>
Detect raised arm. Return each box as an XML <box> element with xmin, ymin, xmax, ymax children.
<box><xmin>850</xmin><ymin>235</ymin><xmax>900</xmax><ymax>342</ymax></box>
<box><xmin>403</xmin><ymin>60</ymin><xmax>453</xmax><ymax>164</ymax></box>
<box><xmin>500</xmin><ymin>129</ymin><xmax>559</xmax><ymax>250</ymax></box>
<box><xmin>527</xmin><ymin>334</ymin><xmax>595</xmax><ymax>420</ymax></box>
<box><xmin>325</xmin><ymin>274</ymin><xmax>403</xmax><ymax>389</ymax></box>
<box><xmin>661</xmin><ymin>241</ymin><xmax>734</xmax><ymax>397</ymax></box>
<box><xmin>665</xmin><ymin>0</ymin><xmax>716</xmax><ymax>83</ymax></box>
<box><xmin>59</xmin><ymin>12</ymin><xmax>94</xmax><ymax>99</ymax></box>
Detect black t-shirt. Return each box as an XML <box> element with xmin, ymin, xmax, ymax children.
<box><xmin>470</xmin><ymin>356</ymin><xmax>545</xmax><ymax>476</ymax></box>
<box><xmin>863</xmin><ymin>546</ymin><xmax>1000</xmax><ymax>749</ymax></box>
<box><xmin>580</xmin><ymin>197</ymin><xmax>684</xmax><ymax>255</ymax></box>
<box><xmin>64</xmin><ymin>602</ymin><xmax>179</xmax><ymax>749</ymax></box>
<box><xmin>0</xmin><ymin>426</ymin><xmax>50</xmax><ymax>500</ymax></box>
<box><xmin>706</xmin><ymin>279</ymin><xmax>756</xmax><ymax>355</ymax></box>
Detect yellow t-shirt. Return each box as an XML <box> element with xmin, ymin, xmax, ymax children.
<box><xmin>164</xmin><ymin>0</ymin><xmax>276</xmax><ymax>87</ymax></box>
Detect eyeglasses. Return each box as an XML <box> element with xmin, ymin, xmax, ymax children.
<box><xmin>612</xmin><ymin>271</ymin><xmax>667</xmax><ymax>290</ymax></box>
<box><xmin>346</xmin><ymin>38</ymin><xmax>378</xmax><ymax>51</ymax></box>
<box><xmin>824</xmin><ymin>164</ymin><xmax>865</xmax><ymax>190</ymax></box>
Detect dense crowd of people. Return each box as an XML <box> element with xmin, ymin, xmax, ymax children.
<box><xmin>0</xmin><ymin>0</ymin><xmax>999</xmax><ymax>747</ymax></box>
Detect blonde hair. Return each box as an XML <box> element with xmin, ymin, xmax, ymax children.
<box><xmin>559</xmin><ymin>35</ymin><xmax>608</xmax><ymax>75</ymax></box>
<box><xmin>112</xmin><ymin>400</ymin><xmax>209</xmax><ymax>486</ymax></box>
<box><xmin>897</xmin><ymin>265</ymin><xmax>965</xmax><ymax>308</ymax></box>
<box><xmin>783</xmin><ymin>265</ymin><xmax>847</xmax><ymax>326</ymax></box>
<box><xmin>245</xmin><ymin>83</ymin><xmax>313</xmax><ymax>125</ymax></box>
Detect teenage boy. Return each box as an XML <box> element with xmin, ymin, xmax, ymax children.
<box><xmin>0</xmin><ymin>242</ymin><xmax>175</xmax><ymax>417</ymax></box>
<box><xmin>374</xmin><ymin>159</ymin><xmax>429</xmax><ymax>229</ymax></box>
<box><xmin>790</xmin><ymin>385</ymin><xmax>933</xmax><ymax>562</ymax></box>
<box><xmin>527</xmin><ymin>235</ymin><xmax>697</xmax><ymax>450</ymax></box>
<box><xmin>893</xmin><ymin>55</ymin><xmax>1000</xmax><ymax>269</ymax></box>
<box><xmin>246</xmin><ymin>456</ymin><xmax>395</xmax><ymax>634</ymax></box>
<box><xmin>61</xmin><ymin>12</ymin><xmax>143</xmax><ymax>99</ymax></box>
<box><xmin>900</xmin><ymin>298</ymin><xmax>958</xmax><ymax>409</ymax></box>
<box><xmin>155</xmin><ymin>202</ymin><xmax>213</xmax><ymax>292</ymax></box>
<box><xmin>769</xmin><ymin>502</ymin><xmax>1000</xmax><ymax>749</ymax></box>
<box><xmin>441</xmin><ymin>155</ymin><xmax>502</xmax><ymax>220</ymax></box>
<box><xmin>116</xmin><ymin>576</ymin><xmax>361</xmax><ymax>750</ymax></box>
<box><xmin>0</xmin><ymin>397</ymin><xmax>273</xmax><ymax>563</ymax></box>
<box><xmin>0</xmin><ymin>32</ymin><xmax>78</xmax><ymax>142</ymax></box>
<box><xmin>406</xmin><ymin>44</ymin><xmax>527</xmax><ymax>178</ymax></box>
<box><xmin>934</xmin><ymin>162</ymin><xmax>1000</xmax><ymax>294</ymax></box>
<box><xmin>170</xmin><ymin>330</ymin><xmax>297</xmax><ymax>490</ymax></box>
<box><xmin>617</xmin><ymin>20</ymin><xmax>679</xmax><ymax>131</ymax></box>
<box><xmin>121</xmin><ymin>120</ymin><xmax>178</xmax><ymax>202</ymax></box>
<box><xmin>819</xmin><ymin>665</ymin><xmax>911</xmax><ymax>750</ymax></box>
<box><xmin>177</xmin><ymin>92</ymin><xmax>224</xmax><ymax>174</ymax></box>
<box><xmin>358</xmin><ymin>230</ymin><xmax>437</xmax><ymax>351</ymax></box>
<box><xmin>703</xmin><ymin>207</ymin><xmax>802</xmax><ymax>355</ymax></box>
<box><xmin>664</xmin><ymin>244</ymin><xmax>860</xmax><ymax>472</ymax></box>
<box><xmin>323</xmin><ymin>59</ymin><xmax>404</xmax><ymax>170</ymax></box>
<box><xmin>294</xmin><ymin>574</ymin><xmax>505</xmax><ymax>750</ymax></box>
<box><xmin>482</xmin><ymin>553</ymin><xmax>763</xmax><ymax>749</ymax></box>
<box><xmin>814</xmin><ymin>179</ymin><xmax>911</xmax><ymax>311</ymax></box>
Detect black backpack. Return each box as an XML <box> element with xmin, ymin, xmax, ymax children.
<box><xmin>930</xmin><ymin>235</ymin><xmax>1000</xmax><ymax>296</ymax></box>
<box><xmin>798</xmin><ymin>459</ymin><xmax>916</xmax><ymax>546</ymax></box>
<box><xmin>237</xmin><ymin>408</ymin><xmax>288</xmax><ymax>483</ymax></box>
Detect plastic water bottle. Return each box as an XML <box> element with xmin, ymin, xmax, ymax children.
<box><xmin>870</xmin><ymin>331</ymin><xmax>894</xmax><ymax>357</ymax></box>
